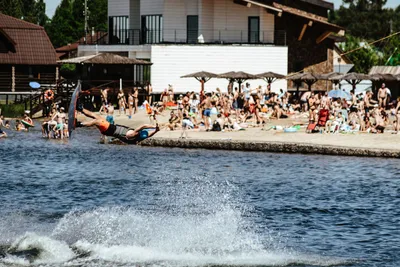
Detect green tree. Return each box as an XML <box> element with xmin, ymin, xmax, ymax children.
<box><xmin>340</xmin><ymin>35</ymin><xmax>379</xmax><ymax>73</ymax></box>
<box><xmin>35</xmin><ymin>0</ymin><xmax>49</xmax><ymax>27</ymax></box>
<box><xmin>0</xmin><ymin>0</ymin><xmax>23</xmax><ymax>19</ymax></box>
<box><xmin>45</xmin><ymin>0</ymin><xmax>76</xmax><ymax>47</ymax></box>
<box><xmin>45</xmin><ymin>0</ymin><xmax>108</xmax><ymax>47</ymax></box>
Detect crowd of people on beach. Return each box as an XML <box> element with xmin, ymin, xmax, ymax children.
<box><xmin>1</xmin><ymin>81</ymin><xmax>399</xmax><ymax>140</ymax></box>
<box><xmin>144</xmin><ymin>82</ymin><xmax>400</xmax><ymax>137</ymax></box>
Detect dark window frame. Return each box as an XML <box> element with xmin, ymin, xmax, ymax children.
<box><xmin>141</xmin><ymin>15</ymin><xmax>163</xmax><ymax>44</ymax></box>
<box><xmin>187</xmin><ymin>15</ymin><xmax>199</xmax><ymax>44</ymax></box>
<box><xmin>109</xmin><ymin>16</ymin><xmax>129</xmax><ymax>44</ymax></box>
<box><xmin>248</xmin><ymin>16</ymin><xmax>260</xmax><ymax>44</ymax></box>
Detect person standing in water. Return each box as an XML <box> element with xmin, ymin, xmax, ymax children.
<box><xmin>0</xmin><ymin>116</ymin><xmax>7</xmax><ymax>138</ymax></box>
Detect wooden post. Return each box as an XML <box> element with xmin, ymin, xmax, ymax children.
<box><xmin>298</xmin><ymin>24</ymin><xmax>308</xmax><ymax>41</ymax></box>
<box><xmin>6</xmin><ymin>94</ymin><xmax>8</xmax><ymax>105</ymax></box>
<box><xmin>56</xmin><ymin>66</ymin><xmax>59</xmax><ymax>82</ymax></box>
<box><xmin>11</xmin><ymin>65</ymin><xmax>15</xmax><ymax>92</ymax></box>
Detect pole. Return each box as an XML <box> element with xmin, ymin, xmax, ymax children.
<box><xmin>84</xmin><ymin>0</ymin><xmax>89</xmax><ymax>44</ymax></box>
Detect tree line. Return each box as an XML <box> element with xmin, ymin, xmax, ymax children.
<box><xmin>0</xmin><ymin>0</ymin><xmax>107</xmax><ymax>48</ymax></box>
<box><xmin>329</xmin><ymin>0</ymin><xmax>400</xmax><ymax>72</ymax></box>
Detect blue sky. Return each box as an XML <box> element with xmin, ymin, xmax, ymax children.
<box><xmin>45</xmin><ymin>0</ymin><xmax>399</xmax><ymax>18</ymax></box>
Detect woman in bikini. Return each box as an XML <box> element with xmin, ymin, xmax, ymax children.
<box><xmin>117</xmin><ymin>89</ymin><xmax>127</xmax><ymax>116</ymax></box>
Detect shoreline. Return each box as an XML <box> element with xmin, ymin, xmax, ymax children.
<box><xmin>141</xmin><ymin>137</ymin><xmax>400</xmax><ymax>158</ymax></box>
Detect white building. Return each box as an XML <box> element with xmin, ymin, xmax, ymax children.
<box><xmin>79</xmin><ymin>0</ymin><xmax>344</xmax><ymax>93</ymax></box>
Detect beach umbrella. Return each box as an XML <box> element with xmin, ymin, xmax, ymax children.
<box><xmin>368</xmin><ymin>73</ymin><xmax>397</xmax><ymax>82</ymax></box>
<box><xmin>217</xmin><ymin>71</ymin><xmax>257</xmax><ymax>92</ymax></box>
<box><xmin>29</xmin><ymin>81</ymin><xmax>41</xmax><ymax>89</ymax></box>
<box><xmin>256</xmin><ymin>71</ymin><xmax>285</xmax><ymax>88</ymax></box>
<box><xmin>286</xmin><ymin>72</ymin><xmax>320</xmax><ymax>91</ymax></box>
<box><xmin>328</xmin><ymin>89</ymin><xmax>351</xmax><ymax>100</ymax></box>
<box><xmin>332</xmin><ymin>72</ymin><xmax>369</xmax><ymax>91</ymax></box>
<box><xmin>181</xmin><ymin>71</ymin><xmax>218</xmax><ymax>100</ymax></box>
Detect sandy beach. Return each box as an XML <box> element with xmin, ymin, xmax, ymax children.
<box><xmin>82</xmin><ymin>108</ymin><xmax>400</xmax><ymax>157</ymax></box>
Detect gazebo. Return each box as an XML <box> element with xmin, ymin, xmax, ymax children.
<box><xmin>59</xmin><ymin>53</ymin><xmax>152</xmax><ymax>89</ymax></box>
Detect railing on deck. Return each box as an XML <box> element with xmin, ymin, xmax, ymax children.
<box><xmin>82</xmin><ymin>29</ymin><xmax>287</xmax><ymax>46</ymax></box>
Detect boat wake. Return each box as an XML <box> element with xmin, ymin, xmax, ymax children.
<box><xmin>0</xmin><ymin>176</ymin><xmax>352</xmax><ymax>267</ymax></box>
<box><xmin>0</xmin><ymin>207</ymin><xmax>351</xmax><ymax>267</ymax></box>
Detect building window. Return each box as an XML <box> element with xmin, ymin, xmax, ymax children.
<box><xmin>248</xmin><ymin>17</ymin><xmax>260</xmax><ymax>44</ymax></box>
<box><xmin>141</xmin><ymin>15</ymin><xmax>163</xmax><ymax>44</ymax></box>
<box><xmin>187</xmin><ymin>16</ymin><xmax>198</xmax><ymax>44</ymax></box>
<box><xmin>109</xmin><ymin>16</ymin><xmax>129</xmax><ymax>44</ymax></box>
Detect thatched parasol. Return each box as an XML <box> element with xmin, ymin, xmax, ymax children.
<box><xmin>369</xmin><ymin>73</ymin><xmax>397</xmax><ymax>82</ymax></box>
<box><xmin>181</xmin><ymin>71</ymin><xmax>218</xmax><ymax>100</ymax></box>
<box><xmin>256</xmin><ymin>72</ymin><xmax>285</xmax><ymax>87</ymax></box>
<box><xmin>319</xmin><ymin>72</ymin><xmax>342</xmax><ymax>81</ymax></box>
<box><xmin>217</xmin><ymin>71</ymin><xmax>257</xmax><ymax>92</ymax></box>
<box><xmin>286</xmin><ymin>72</ymin><xmax>320</xmax><ymax>91</ymax></box>
<box><xmin>331</xmin><ymin>72</ymin><xmax>369</xmax><ymax>91</ymax></box>
<box><xmin>59</xmin><ymin>53</ymin><xmax>152</xmax><ymax>65</ymax></box>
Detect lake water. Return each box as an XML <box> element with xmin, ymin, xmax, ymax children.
<box><xmin>0</xmin><ymin>128</ymin><xmax>399</xmax><ymax>267</ymax></box>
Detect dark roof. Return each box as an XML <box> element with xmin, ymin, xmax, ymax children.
<box><xmin>0</xmin><ymin>13</ymin><xmax>57</xmax><ymax>65</ymax></box>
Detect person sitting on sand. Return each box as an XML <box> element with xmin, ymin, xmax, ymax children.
<box><xmin>167</xmin><ymin>110</ymin><xmax>180</xmax><ymax>131</ymax></box>
<box><xmin>76</xmin><ymin>106</ymin><xmax>159</xmax><ymax>144</ymax></box>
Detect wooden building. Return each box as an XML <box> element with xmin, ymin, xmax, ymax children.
<box><xmin>0</xmin><ymin>13</ymin><xmax>58</xmax><ymax>93</ymax></box>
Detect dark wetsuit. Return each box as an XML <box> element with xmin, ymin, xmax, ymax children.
<box><xmin>101</xmin><ymin>124</ymin><xmax>144</xmax><ymax>144</ymax></box>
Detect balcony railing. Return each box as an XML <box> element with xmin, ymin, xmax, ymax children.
<box><xmin>82</xmin><ymin>29</ymin><xmax>287</xmax><ymax>46</ymax></box>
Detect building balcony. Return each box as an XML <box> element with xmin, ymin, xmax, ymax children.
<box><xmin>81</xmin><ymin>29</ymin><xmax>287</xmax><ymax>46</ymax></box>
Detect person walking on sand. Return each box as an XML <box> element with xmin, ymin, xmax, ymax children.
<box><xmin>200</xmin><ymin>93</ymin><xmax>212</xmax><ymax>131</ymax></box>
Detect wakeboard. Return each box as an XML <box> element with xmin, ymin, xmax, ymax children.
<box><xmin>68</xmin><ymin>81</ymin><xmax>82</xmax><ymax>138</ymax></box>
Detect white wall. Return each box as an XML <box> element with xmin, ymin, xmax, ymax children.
<box><xmin>150</xmin><ymin>45</ymin><xmax>288</xmax><ymax>93</ymax></box>
<box><xmin>213</xmin><ymin>0</ymin><xmax>260</xmax><ymax>43</ymax></box>
<box><xmin>129</xmin><ymin>0</ymin><xmax>140</xmax><ymax>29</ymax></box>
<box><xmin>108</xmin><ymin>0</ymin><xmax>129</xmax><ymax>16</ymax></box>
<box><xmin>199</xmin><ymin>0</ymin><xmax>214</xmax><ymax>42</ymax></box>
<box><xmin>141</xmin><ymin>0</ymin><xmax>164</xmax><ymax>15</ymax></box>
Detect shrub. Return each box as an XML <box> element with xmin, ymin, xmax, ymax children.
<box><xmin>0</xmin><ymin>103</ymin><xmax>26</xmax><ymax>117</ymax></box>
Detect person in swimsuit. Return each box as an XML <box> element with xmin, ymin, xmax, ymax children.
<box><xmin>76</xmin><ymin>106</ymin><xmax>159</xmax><ymax>145</ymax></box>
<box><xmin>0</xmin><ymin>116</ymin><xmax>7</xmax><ymax>138</ymax></box>
<box><xmin>128</xmin><ymin>93</ymin><xmax>134</xmax><ymax>119</ymax></box>
<box><xmin>133</xmin><ymin>87</ymin><xmax>139</xmax><ymax>114</ymax></box>
<box><xmin>117</xmin><ymin>89</ymin><xmax>127</xmax><ymax>116</ymax></box>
